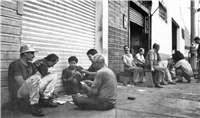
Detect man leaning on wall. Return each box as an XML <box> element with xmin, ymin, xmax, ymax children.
<box><xmin>8</xmin><ymin>44</ymin><xmax>58</xmax><ymax>117</ymax></box>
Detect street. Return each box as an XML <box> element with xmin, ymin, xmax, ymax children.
<box><xmin>2</xmin><ymin>77</ymin><xmax>200</xmax><ymax>118</ymax></box>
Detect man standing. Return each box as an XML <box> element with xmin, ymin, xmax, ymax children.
<box><xmin>194</xmin><ymin>37</ymin><xmax>200</xmax><ymax>83</ymax></box>
<box><xmin>8</xmin><ymin>45</ymin><xmax>57</xmax><ymax>117</ymax></box>
<box><xmin>72</xmin><ymin>53</ymin><xmax>117</xmax><ymax>110</ymax></box>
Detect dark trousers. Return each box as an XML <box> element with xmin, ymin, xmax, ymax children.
<box><xmin>198</xmin><ymin>60</ymin><xmax>200</xmax><ymax>79</ymax></box>
<box><xmin>176</xmin><ymin>69</ymin><xmax>191</xmax><ymax>81</ymax></box>
<box><xmin>72</xmin><ymin>95</ymin><xmax>115</xmax><ymax>111</ymax></box>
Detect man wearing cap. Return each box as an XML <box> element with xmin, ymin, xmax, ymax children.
<box><xmin>194</xmin><ymin>37</ymin><xmax>200</xmax><ymax>83</ymax></box>
<box><xmin>8</xmin><ymin>45</ymin><xmax>57</xmax><ymax>117</ymax></box>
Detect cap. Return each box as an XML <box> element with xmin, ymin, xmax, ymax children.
<box><xmin>20</xmin><ymin>44</ymin><xmax>37</xmax><ymax>54</ymax></box>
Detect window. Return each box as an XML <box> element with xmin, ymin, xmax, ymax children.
<box><xmin>181</xmin><ymin>28</ymin><xmax>185</xmax><ymax>39</ymax></box>
<box><xmin>159</xmin><ymin>2</ymin><xmax>167</xmax><ymax>23</ymax></box>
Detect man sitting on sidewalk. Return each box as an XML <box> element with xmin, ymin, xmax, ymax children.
<box><xmin>72</xmin><ymin>53</ymin><xmax>117</xmax><ymax>110</ymax></box>
<box><xmin>8</xmin><ymin>45</ymin><xmax>57</xmax><ymax>117</ymax></box>
<box><xmin>79</xmin><ymin>49</ymin><xmax>98</xmax><ymax>81</ymax></box>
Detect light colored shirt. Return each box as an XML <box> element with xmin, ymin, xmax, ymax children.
<box><xmin>93</xmin><ymin>67</ymin><xmax>117</xmax><ymax>105</ymax></box>
<box><xmin>175</xmin><ymin>59</ymin><xmax>193</xmax><ymax>76</ymax></box>
<box><xmin>145</xmin><ymin>50</ymin><xmax>158</xmax><ymax>66</ymax></box>
<box><xmin>135</xmin><ymin>53</ymin><xmax>145</xmax><ymax>64</ymax></box>
<box><xmin>122</xmin><ymin>53</ymin><xmax>135</xmax><ymax>69</ymax></box>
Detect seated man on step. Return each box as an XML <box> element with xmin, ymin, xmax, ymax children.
<box><xmin>122</xmin><ymin>45</ymin><xmax>144</xmax><ymax>84</ymax></box>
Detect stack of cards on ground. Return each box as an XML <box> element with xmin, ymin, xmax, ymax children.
<box><xmin>53</xmin><ymin>95</ymin><xmax>73</xmax><ymax>105</ymax></box>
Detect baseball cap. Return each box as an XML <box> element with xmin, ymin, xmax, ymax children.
<box><xmin>20</xmin><ymin>44</ymin><xmax>37</xmax><ymax>54</ymax></box>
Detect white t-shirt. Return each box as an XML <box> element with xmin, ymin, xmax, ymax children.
<box><xmin>175</xmin><ymin>59</ymin><xmax>193</xmax><ymax>76</ymax></box>
<box><xmin>134</xmin><ymin>53</ymin><xmax>145</xmax><ymax>64</ymax></box>
<box><xmin>122</xmin><ymin>53</ymin><xmax>135</xmax><ymax>68</ymax></box>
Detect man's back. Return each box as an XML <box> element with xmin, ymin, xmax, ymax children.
<box><xmin>95</xmin><ymin>67</ymin><xmax>117</xmax><ymax>104</ymax></box>
<box><xmin>34</xmin><ymin>59</ymin><xmax>49</xmax><ymax>77</ymax></box>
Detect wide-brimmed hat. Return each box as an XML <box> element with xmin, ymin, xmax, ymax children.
<box><xmin>20</xmin><ymin>44</ymin><xmax>37</xmax><ymax>54</ymax></box>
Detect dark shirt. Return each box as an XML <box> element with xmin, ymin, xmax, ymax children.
<box><xmin>83</xmin><ymin>64</ymin><xmax>96</xmax><ymax>81</ymax></box>
<box><xmin>62</xmin><ymin>66</ymin><xmax>82</xmax><ymax>94</ymax></box>
<box><xmin>34</xmin><ymin>59</ymin><xmax>50</xmax><ymax>77</ymax></box>
<box><xmin>197</xmin><ymin>45</ymin><xmax>200</xmax><ymax>58</ymax></box>
<box><xmin>8</xmin><ymin>59</ymin><xmax>38</xmax><ymax>100</ymax></box>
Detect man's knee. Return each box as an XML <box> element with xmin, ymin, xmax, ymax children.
<box><xmin>52</xmin><ymin>73</ymin><xmax>58</xmax><ymax>80</ymax></box>
<box><xmin>28</xmin><ymin>74</ymin><xmax>41</xmax><ymax>85</ymax></box>
<box><xmin>176</xmin><ymin>69</ymin><xmax>183</xmax><ymax>76</ymax></box>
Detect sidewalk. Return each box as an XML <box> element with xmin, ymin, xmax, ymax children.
<box><xmin>2</xmin><ymin>78</ymin><xmax>200</xmax><ymax>118</ymax></box>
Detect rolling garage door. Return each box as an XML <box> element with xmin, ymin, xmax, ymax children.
<box><xmin>21</xmin><ymin>0</ymin><xmax>95</xmax><ymax>92</ymax></box>
<box><xmin>130</xmin><ymin>7</ymin><xmax>144</xmax><ymax>27</ymax></box>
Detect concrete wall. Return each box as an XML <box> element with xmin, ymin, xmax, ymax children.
<box><xmin>151</xmin><ymin>0</ymin><xmax>190</xmax><ymax>57</ymax></box>
<box><xmin>1</xmin><ymin>0</ymin><xmax>23</xmax><ymax>105</ymax></box>
<box><xmin>108</xmin><ymin>0</ymin><xmax>129</xmax><ymax>74</ymax></box>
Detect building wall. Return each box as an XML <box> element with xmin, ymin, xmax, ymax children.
<box><xmin>151</xmin><ymin>0</ymin><xmax>190</xmax><ymax>57</ymax></box>
<box><xmin>1</xmin><ymin>0</ymin><xmax>97</xmax><ymax>106</ymax></box>
<box><xmin>108</xmin><ymin>0</ymin><xmax>129</xmax><ymax>74</ymax></box>
<box><xmin>1</xmin><ymin>0</ymin><xmax>22</xmax><ymax>105</ymax></box>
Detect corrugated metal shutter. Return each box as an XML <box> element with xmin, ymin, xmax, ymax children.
<box><xmin>130</xmin><ymin>7</ymin><xmax>144</xmax><ymax>27</ymax></box>
<box><xmin>21</xmin><ymin>0</ymin><xmax>95</xmax><ymax>92</ymax></box>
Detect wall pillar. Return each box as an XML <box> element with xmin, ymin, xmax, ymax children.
<box><xmin>95</xmin><ymin>0</ymin><xmax>108</xmax><ymax>65</ymax></box>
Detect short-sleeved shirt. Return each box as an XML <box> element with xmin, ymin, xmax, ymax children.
<box><xmin>92</xmin><ymin>67</ymin><xmax>117</xmax><ymax>105</ymax></box>
<box><xmin>175</xmin><ymin>59</ymin><xmax>193</xmax><ymax>76</ymax></box>
<box><xmin>197</xmin><ymin>45</ymin><xmax>200</xmax><ymax>58</ymax></box>
<box><xmin>34</xmin><ymin>59</ymin><xmax>49</xmax><ymax>77</ymax></box>
<box><xmin>8</xmin><ymin>59</ymin><xmax>38</xmax><ymax>99</ymax></box>
<box><xmin>122</xmin><ymin>53</ymin><xmax>135</xmax><ymax>69</ymax></box>
<box><xmin>145</xmin><ymin>50</ymin><xmax>159</xmax><ymax>68</ymax></box>
<box><xmin>134</xmin><ymin>53</ymin><xmax>145</xmax><ymax>64</ymax></box>
<box><xmin>83</xmin><ymin>64</ymin><xmax>96</xmax><ymax>81</ymax></box>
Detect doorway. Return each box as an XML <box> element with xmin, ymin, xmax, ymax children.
<box><xmin>130</xmin><ymin>21</ymin><xmax>148</xmax><ymax>56</ymax></box>
<box><xmin>172</xmin><ymin>20</ymin><xmax>178</xmax><ymax>52</ymax></box>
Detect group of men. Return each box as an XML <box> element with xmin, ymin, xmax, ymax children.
<box><xmin>8</xmin><ymin>45</ymin><xmax>117</xmax><ymax>117</ymax></box>
<box><xmin>7</xmin><ymin>36</ymin><xmax>200</xmax><ymax>117</ymax></box>
<box><xmin>122</xmin><ymin>41</ymin><xmax>198</xmax><ymax>88</ymax></box>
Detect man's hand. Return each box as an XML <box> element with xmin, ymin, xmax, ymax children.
<box><xmin>34</xmin><ymin>60</ymin><xmax>43</xmax><ymax>67</ymax></box>
<box><xmin>82</xmin><ymin>80</ymin><xmax>93</xmax><ymax>86</ymax></box>
<box><xmin>151</xmin><ymin>68</ymin><xmax>155</xmax><ymax>71</ymax></box>
<box><xmin>80</xmin><ymin>81</ymin><xmax>88</xmax><ymax>89</ymax></box>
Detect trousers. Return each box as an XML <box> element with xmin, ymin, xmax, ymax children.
<box><xmin>72</xmin><ymin>95</ymin><xmax>115</xmax><ymax>110</ymax></box>
<box><xmin>17</xmin><ymin>73</ymin><xmax>58</xmax><ymax>105</ymax></box>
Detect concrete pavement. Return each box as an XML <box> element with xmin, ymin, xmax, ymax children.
<box><xmin>2</xmin><ymin>78</ymin><xmax>200</xmax><ymax>118</ymax></box>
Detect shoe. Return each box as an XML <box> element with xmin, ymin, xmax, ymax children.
<box><xmin>29</xmin><ymin>104</ymin><xmax>45</xmax><ymax>117</ymax></box>
<box><xmin>187</xmin><ymin>79</ymin><xmax>191</xmax><ymax>83</ymax></box>
<box><xmin>155</xmin><ymin>84</ymin><xmax>163</xmax><ymax>88</ymax></box>
<box><xmin>160</xmin><ymin>82</ymin><xmax>167</xmax><ymax>85</ymax></box>
<box><xmin>39</xmin><ymin>99</ymin><xmax>58</xmax><ymax>107</ymax></box>
<box><xmin>168</xmin><ymin>81</ymin><xmax>176</xmax><ymax>84</ymax></box>
<box><xmin>138</xmin><ymin>81</ymin><xmax>143</xmax><ymax>83</ymax></box>
<box><xmin>196</xmin><ymin>79</ymin><xmax>200</xmax><ymax>83</ymax></box>
<box><xmin>176</xmin><ymin>79</ymin><xmax>183</xmax><ymax>83</ymax></box>
<box><xmin>49</xmin><ymin>94</ymin><xmax>58</xmax><ymax>100</ymax></box>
